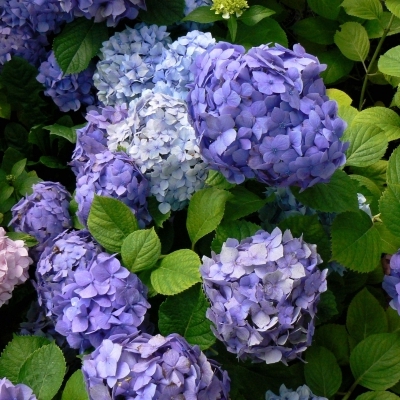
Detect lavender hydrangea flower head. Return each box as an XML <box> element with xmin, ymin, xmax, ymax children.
<box><xmin>188</xmin><ymin>42</ymin><xmax>348</xmax><ymax>188</ymax></box>
<box><xmin>75</xmin><ymin>150</ymin><xmax>151</xmax><ymax>227</ymax></box>
<box><xmin>82</xmin><ymin>332</ymin><xmax>230</xmax><ymax>399</ymax></box>
<box><xmin>106</xmin><ymin>90</ymin><xmax>208</xmax><ymax>213</ymax></box>
<box><xmin>37</xmin><ymin>51</ymin><xmax>96</xmax><ymax>112</ymax></box>
<box><xmin>0</xmin><ymin>228</ymin><xmax>33</xmax><ymax>307</ymax></box>
<box><xmin>201</xmin><ymin>228</ymin><xmax>327</xmax><ymax>364</ymax></box>
<box><xmin>0</xmin><ymin>377</ymin><xmax>37</xmax><ymax>400</ymax></box>
<box><xmin>58</xmin><ymin>0</ymin><xmax>146</xmax><ymax>26</ymax></box>
<box><xmin>383</xmin><ymin>249</ymin><xmax>400</xmax><ymax>315</ymax></box>
<box><xmin>10</xmin><ymin>182</ymin><xmax>72</xmax><ymax>260</ymax></box>
<box><xmin>265</xmin><ymin>384</ymin><xmax>328</xmax><ymax>400</ymax></box>
<box><xmin>93</xmin><ymin>23</ymin><xmax>171</xmax><ymax>105</ymax></box>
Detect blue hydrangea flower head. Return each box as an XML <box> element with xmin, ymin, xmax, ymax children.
<box><xmin>188</xmin><ymin>42</ymin><xmax>348</xmax><ymax>188</ymax></box>
<box><xmin>200</xmin><ymin>228</ymin><xmax>327</xmax><ymax>363</ymax></box>
<box><xmin>82</xmin><ymin>332</ymin><xmax>231</xmax><ymax>399</ymax></box>
<box><xmin>75</xmin><ymin>150</ymin><xmax>151</xmax><ymax>227</ymax></box>
<box><xmin>57</xmin><ymin>0</ymin><xmax>146</xmax><ymax>26</ymax></box>
<box><xmin>0</xmin><ymin>377</ymin><xmax>37</xmax><ymax>400</ymax></box>
<box><xmin>10</xmin><ymin>181</ymin><xmax>72</xmax><ymax>260</ymax></box>
<box><xmin>383</xmin><ymin>250</ymin><xmax>400</xmax><ymax>315</ymax></box>
<box><xmin>106</xmin><ymin>90</ymin><xmax>208</xmax><ymax>213</ymax></box>
<box><xmin>184</xmin><ymin>0</ymin><xmax>212</xmax><ymax>15</ymax></box>
<box><xmin>37</xmin><ymin>51</ymin><xmax>96</xmax><ymax>112</ymax></box>
<box><xmin>93</xmin><ymin>23</ymin><xmax>171</xmax><ymax>105</ymax></box>
<box><xmin>265</xmin><ymin>384</ymin><xmax>328</xmax><ymax>400</ymax></box>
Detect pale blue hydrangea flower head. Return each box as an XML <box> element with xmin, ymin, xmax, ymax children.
<box><xmin>383</xmin><ymin>251</ymin><xmax>400</xmax><ymax>315</ymax></box>
<box><xmin>82</xmin><ymin>332</ymin><xmax>231</xmax><ymax>399</ymax></box>
<box><xmin>93</xmin><ymin>23</ymin><xmax>171</xmax><ymax>105</ymax></box>
<box><xmin>266</xmin><ymin>384</ymin><xmax>328</xmax><ymax>400</ymax></box>
<box><xmin>10</xmin><ymin>181</ymin><xmax>72</xmax><ymax>260</ymax></box>
<box><xmin>57</xmin><ymin>0</ymin><xmax>146</xmax><ymax>26</ymax></box>
<box><xmin>106</xmin><ymin>90</ymin><xmax>208</xmax><ymax>213</ymax></box>
<box><xmin>37</xmin><ymin>51</ymin><xmax>96</xmax><ymax>112</ymax></box>
<box><xmin>201</xmin><ymin>228</ymin><xmax>327</xmax><ymax>364</ymax></box>
<box><xmin>0</xmin><ymin>378</ymin><xmax>37</xmax><ymax>400</ymax></box>
<box><xmin>75</xmin><ymin>150</ymin><xmax>151</xmax><ymax>227</ymax></box>
<box><xmin>188</xmin><ymin>42</ymin><xmax>348</xmax><ymax>188</ymax></box>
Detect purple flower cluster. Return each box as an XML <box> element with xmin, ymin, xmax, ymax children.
<box><xmin>10</xmin><ymin>181</ymin><xmax>72</xmax><ymax>260</ymax></box>
<box><xmin>200</xmin><ymin>228</ymin><xmax>327</xmax><ymax>363</ymax></box>
<box><xmin>0</xmin><ymin>378</ymin><xmax>37</xmax><ymax>400</ymax></box>
<box><xmin>266</xmin><ymin>384</ymin><xmax>327</xmax><ymax>400</ymax></box>
<box><xmin>383</xmin><ymin>250</ymin><xmax>400</xmax><ymax>315</ymax></box>
<box><xmin>75</xmin><ymin>150</ymin><xmax>151</xmax><ymax>227</ymax></box>
<box><xmin>36</xmin><ymin>51</ymin><xmax>96</xmax><ymax>112</ymax></box>
<box><xmin>188</xmin><ymin>42</ymin><xmax>348</xmax><ymax>188</ymax></box>
<box><xmin>58</xmin><ymin>0</ymin><xmax>146</xmax><ymax>26</ymax></box>
<box><xmin>82</xmin><ymin>332</ymin><xmax>230</xmax><ymax>399</ymax></box>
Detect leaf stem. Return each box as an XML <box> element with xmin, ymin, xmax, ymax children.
<box><xmin>342</xmin><ymin>379</ymin><xmax>359</xmax><ymax>400</ymax></box>
<box><xmin>358</xmin><ymin>14</ymin><xmax>395</xmax><ymax>111</ymax></box>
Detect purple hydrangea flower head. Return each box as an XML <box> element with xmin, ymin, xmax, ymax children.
<box><xmin>265</xmin><ymin>384</ymin><xmax>328</xmax><ymax>400</ymax></box>
<box><xmin>0</xmin><ymin>377</ymin><xmax>37</xmax><ymax>400</ymax></box>
<box><xmin>93</xmin><ymin>23</ymin><xmax>171</xmax><ymax>105</ymax></box>
<box><xmin>0</xmin><ymin>0</ymin><xmax>72</xmax><ymax>35</ymax></box>
<box><xmin>57</xmin><ymin>0</ymin><xmax>146</xmax><ymax>26</ymax></box>
<box><xmin>82</xmin><ymin>332</ymin><xmax>230</xmax><ymax>399</ymax></box>
<box><xmin>75</xmin><ymin>150</ymin><xmax>151</xmax><ymax>227</ymax></box>
<box><xmin>200</xmin><ymin>228</ymin><xmax>327</xmax><ymax>363</ymax></box>
<box><xmin>37</xmin><ymin>51</ymin><xmax>96</xmax><ymax>112</ymax></box>
<box><xmin>188</xmin><ymin>42</ymin><xmax>348</xmax><ymax>188</ymax></box>
<box><xmin>106</xmin><ymin>90</ymin><xmax>208</xmax><ymax>213</ymax></box>
<box><xmin>383</xmin><ymin>250</ymin><xmax>400</xmax><ymax>315</ymax></box>
<box><xmin>0</xmin><ymin>227</ymin><xmax>33</xmax><ymax>307</ymax></box>
<box><xmin>10</xmin><ymin>182</ymin><xmax>72</xmax><ymax>260</ymax></box>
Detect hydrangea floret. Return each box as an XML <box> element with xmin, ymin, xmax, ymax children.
<box><xmin>10</xmin><ymin>181</ymin><xmax>72</xmax><ymax>260</ymax></box>
<box><xmin>0</xmin><ymin>227</ymin><xmax>33</xmax><ymax>307</ymax></box>
<box><xmin>82</xmin><ymin>332</ymin><xmax>231</xmax><ymax>399</ymax></box>
<box><xmin>0</xmin><ymin>377</ymin><xmax>37</xmax><ymax>400</ymax></box>
<box><xmin>36</xmin><ymin>51</ymin><xmax>96</xmax><ymax>112</ymax></box>
<box><xmin>188</xmin><ymin>42</ymin><xmax>348</xmax><ymax>188</ymax></box>
<box><xmin>265</xmin><ymin>384</ymin><xmax>328</xmax><ymax>400</ymax></box>
<box><xmin>200</xmin><ymin>227</ymin><xmax>327</xmax><ymax>363</ymax></box>
<box><xmin>383</xmin><ymin>250</ymin><xmax>400</xmax><ymax>315</ymax></box>
<box><xmin>210</xmin><ymin>0</ymin><xmax>249</xmax><ymax>18</ymax></box>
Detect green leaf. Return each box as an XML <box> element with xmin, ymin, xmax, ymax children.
<box><xmin>334</xmin><ymin>22</ymin><xmax>370</xmax><ymax>62</ymax></box>
<box><xmin>346</xmin><ymin>288</ymin><xmax>388</xmax><ymax>344</ymax></box>
<box><xmin>0</xmin><ymin>90</ymin><xmax>11</xmax><ymax>119</ymax></box>
<box><xmin>387</xmin><ymin>307</ymin><xmax>400</xmax><ymax>333</ymax></box>
<box><xmin>341</xmin><ymin>0</ymin><xmax>383</xmax><ymax>19</ymax></box>
<box><xmin>87</xmin><ymin>195</ymin><xmax>139</xmax><ymax>253</ymax></box>
<box><xmin>182</xmin><ymin>6</ymin><xmax>223</xmax><ymax>22</ymax></box>
<box><xmin>351</xmin><ymin>161</ymin><xmax>387</xmax><ymax>189</ymax></box>
<box><xmin>351</xmin><ymin>107</ymin><xmax>400</xmax><ymax>142</ymax></box>
<box><xmin>343</xmin><ymin>124</ymin><xmax>387</xmax><ymax>167</ymax></box>
<box><xmin>375</xmin><ymin>222</ymin><xmax>400</xmax><ymax>254</ymax></box>
<box><xmin>186</xmin><ymin>188</ymin><xmax>232</xmax><ymax>247</ymax></box>
<box><xmin>314</xmin><ymin>324</ymin><xmax>350</xmax><ymax>365</ymax></box>
<box><xmin>227</xmin><ymin>15</ymin><xmax>237</xmax><ymax>42</ymax></box>
<box><xmin>0</xmin><ymin>336</ymin><xmax>50</xmax><ymax>383</ymax></box>
<box><xmin>387</xmin><ymin>147</ymin><xmax>400</xmax><ymax>184</ymax></box>
<box><xmin>43</xmin><ymin>123</ymin><xmax>77</xmax><ymax>143</ymax></box>
<box><xmin>380</xmin><ymin>184</ymin><xmax>400</xmax><ymax>238</ymax></box>
<box><xmin>140</xmin><ymin>0</ymin><xmax>184</xmax><ymax>25</ymax></box>
<box><xmin>331</xmin><ymin>211</ymin><xmax>381</xmax><ymax>272</ymax></box>
<box><xmin>326</xmin><ymin>88</ymin><xmax>352</xmax><ymax>106</ymax></box>
<box><xmin>0</xmin><ymin>184</ymin><xmax>14</xmax><ymax>205</ymax></box>
<box><xmin>292</xmin><ymin>17</ymin><xmax>338</xmax><ymax>44</ymax></box>
<box><xmin>307</xmin><ymin>0</ymin><xmax>342</xmax><ymax>20</ymax></box>
<box><xmin>350</xmin><ymin>333</ymin><xmax>400</xmax><ymax>390</ymax></box>
<box><xmin>16</xmin><ymin>176</ymin><xmax>42</xmax><ymax>197</ymax></box>
<box><xmin>1</xmin><ymin>147</ymin><xmax>25</xmax><ymax>174</ymax></box>
<box><xmin>291</xmin><ymin>169</ymin><xmax>359</xmax><ymax>213</ymax></box>
<box><xmin>53</xmin><ymin>18</ymin><xmax>108</xmax><ymax>74</ymax></box>
<box><xmin>151</xmin><ymin>249</ymin><xmax>201</xmax><ymax>295</ymax></box>
<box><xmin>39</xmin><ymin>156</ymin><xmax>66</xmax><ymax>169</ymax></box>
<box><xmin>5</xmin><ymin>123</ymin><xmax>30</xmax><ymax>154</ymax></box>
<box><xmin>304</xmin><ymin>346</ymin><xmax>342</xmax><ymax>398</ymax></box>
<box><xmin>318</xmin><ymin>49</ymin><xmax>354</xmax><ymax>84</ymax></box>
<box><xmin>61</xmin><ymin>370</ymin><xmax>88</xmax><ymax>400</ymax></box>
<box><xmin>121</xmin><ymin>228</ymin><xmax>161</xmax><ymax>273</ymax></box>
<box><xmin>235</xmin><ymin>18</ymin><xmax>288</xmax><ymax>48</ymax></box>
<box><xmin>356</xmin><ymin>392</ymin><xmax>400</xmax><ymax>400</ymax></box>
<box><xmin>315</xmin><ymin>290</ymin><xmax>339</xmax><ymax>324</ymax></box>
<box><xmin>147</xmin><ymin>196</ymin><xmax>170</xmax><ymax>228</ymax></box>
<box><xmin>338</xmin><ymin>105</ymin><xmax>359</xmax><ymax>125</ymax></box>
<box><xmin>10</xmin><ymin>159</ymin><xmax>26</xmax><ymax>178</ymax></box>
<box><xmin>19</xmin><ymin>343</ymin><xmax>65</xmax><ymax>400</ymax></box>
<box><xmin>238</xmin><ymin>5</ymin><xmax>275</xmax><ymax>25</ymax></box>
<box><xmin>158</xmin><ymin>284</ymin><xmax>215</xmax><ymax>350</ymax></box>
<box><xmin>379</xmin><ymin>46</ymin><xmax>400</xmax><ymax>78</ymax></box>
<box><xmin>5</xmin><ymin>232</ymin><xmax>38</xmax><ymax>247</ymax></box>
<box><xmin>205</xmin><ymin>170</ymin><xmax>236</xmax><ymax>190</ymax></box>
<box><xmin>365</xmin><ymin>12</ymin><xmax>400</xmax><ymax>38</ymax></box>
<box><xmin>386</xmin><ymin>0</ymin><xmax>400</xmax><ymax>18</ymax></box>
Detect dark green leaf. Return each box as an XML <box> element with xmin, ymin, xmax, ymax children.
<box><xmin>1</xmin><ymin>147</ymin><xmax>24</xmax><ymax>174</ymax></box>
<box><xmin>6</xmin><ymin>232</ymin><xmax>38</xmax><ymax>247</ymax></box>
<box><xmin>39</xmin><ymin>156</ymin><xmax>67</xmax><ymax>169</ymax></box>
<box><xmin>375</xmin><ymin>222</ymin><xmax>400</xmax><ymax>254</ymax></box>
<box><xmin>315</xmin><ymin>324</ymin><xmax>350</xmax><ymax>365</ymax></box>
<box><xmin>292</xmin><ymin>17</ymin><xmax>338</xmax><ymax>44</ymax></box>
<box><xmin>43</xmin><ymin>123</ymin><xmax>77</xmax><ymax>143</ymax></box>
<box><xmin>307</xmin><ymin>0</ymin><xmax>342</xmax><ymax>20</ymax></box>
<box><xmin>182</xmin><ymin>6</ymin><xmax>223</xmax><ymax>23</ymax></box>
<box><xmin>356</xmin><ymin>392</ymin><xmax>400</xmax><ymax>400</ymax></box>
<box><xmin>238</xmin><ymin>5</ymin><xmax>275</xmax><ymax>25</ymax></box>
<box><xmin>316</xmin><ymin>290</ymin><xmax>339</xmax><ymax>324</ymax></box>
<box><xmin>147</xmin><ymin>196</ymin><xmax>170</xmax><ymax>228</ymax></box>
<box><xmin>140</xmin><ymin>0</ymin><xmax>184</xmax><ymax>25</ymax></box>
<box><xmin>380</xmin><ymin>184</ymin><xmax>400</xmax><ymax>238</ymax></box>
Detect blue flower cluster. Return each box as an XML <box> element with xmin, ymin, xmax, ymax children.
<box><xmin>188</xmin><ymin>42</ymin><xmax>348</xmax><ymax>188</ymax></box>
<box><xmin>82</xmin><ymin>332</ymin><xmax>230</xmax><ymax>399</ymax></box>
<box><xmin>37</xmin><ymin>51</ymin><xmax>96</xmax><ymax>112</ymax></box>
<box><xmin>383</xmin><ymin>251</ymin><xmax>400</xmax><ymax>315</ymax></box>
<box><xmin>0</xmin><ymin>377</ymin><xmax>37</xmax><ymax>400</ymax></box>
<box><xmin>35</xmin><ymin>230</ymin><xmax>150</xmax><ymax>351</ymax></box>
<box><xmin>201</xmin><ymin>228</ymin><xmax>327</xmax><ymax>363</ymax></box>
<box><xmin>266</xmin><ymin>384</ymin><xmax>327</xmax><ymax>400</ymax></box>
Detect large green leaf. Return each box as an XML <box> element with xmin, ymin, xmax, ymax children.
<box><xmin>386</xmin><ymin>0</ymin><xmax>400</xmax><ymax>18</ymax></box>
<box><xmin>158</xmin><ymin>284</ymin><xmax>215</xmax><ymax>350</ymax></box>
<box><xmin>331</xmin><ymin>211</ymin><xmax>381</xmax><ymax>273</ymax></box>
<box><xmin>53</xmin><ymin>18</ymin><xmax>108</xmax><ymax>74</ymax></box>
<box><xmin>387</xmin><ymin>308</ymin><xmax>400</xmax><ymax>334</ymax></box>
<box><xmin>380</xmin><ymin>184</ymin><xmax>400</xmax><ymax>238</ymax></box>
<box><xmin>334</xmin><ymin>22</ymin><xmax>370</xmax><ymax>62</ymax></box>
<box><xmin>307</xmin><ymin>0</ymin><xmax>342</xmax><ymax>20</ymax></box>
<box><xmin>375</xmin><ymin>222</ymin><xmax>400</xmax><ymax>254</ymax></box>
<box><xmin>341</xmin><ymin>0</ymin><xmax>383</xmax><ymax>19</ymax></box>
<box><xmin>292</xmin><ymin>17</ymin><xmax>338</xmax><ymax>44</ymax></box>
<box><xmin>350</xmin><ymin>333</ymin><xmax>400</xmax><ymax>390</ymax></box>
<box><xmin>379</xmin><ymin>46</ymin><xmax>400</xmax><ymax>77</ymax></box>
<box><xmin>61</xmin><ymin>370</ymin><xmax>88</xmax><ymax>400</ymax></box>
<box><xmin>140</xmin><ymin>0</ymin><xmax>184</xmax><ymax>25</ymax></box>
<box><xmin>387</xmin><ymin>147</ymin><xmax>400</xmax><ymax>184</ymax></box>
<box><xmin>238</xmin><ymin>5</ymin><xmax>275</xmax><ymax>26</ymax></box>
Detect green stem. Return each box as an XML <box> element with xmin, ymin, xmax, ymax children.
<box><xmin>342</xmin><ymin>380</ymin><xmax>359</xmax><ymax>400</ymax></box>
<box><xmin>358</xmin><ymin>13</ymin><xmax>395</xmax><ymax>111</ymax></box>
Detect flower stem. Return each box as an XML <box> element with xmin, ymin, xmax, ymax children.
<box><xmin>342</xmin><ymin>380</ymin><xmax>359</xmax><ymax>400</ymax></box>
<box><xmin>358</xmin><ymin>14</ymin><xmax>395</xmax><ymax>111</ymax></box>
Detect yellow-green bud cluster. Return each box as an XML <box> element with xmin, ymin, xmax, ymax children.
<box><xmin>210</xmin><ymin>0</ymin><xmax>249</xmax><ymax>19</ymax></box>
